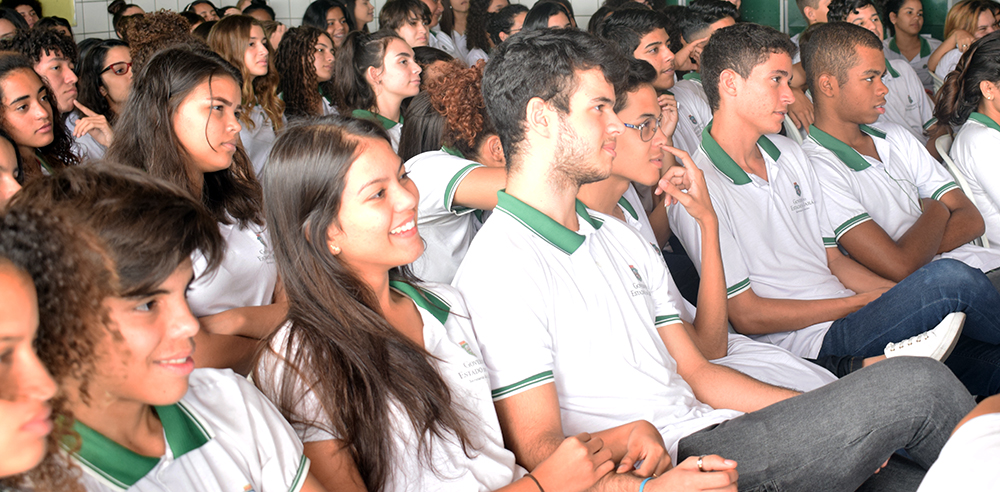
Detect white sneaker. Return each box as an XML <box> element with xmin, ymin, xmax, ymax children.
<box><xmin>884</xmin><ymin>312</ymin><xmax>966</xmax><ymax>362</ymax></box>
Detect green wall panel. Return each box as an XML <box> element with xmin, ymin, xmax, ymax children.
<box><xmin>735</xmin><ymin>0</ymin><xmax>951</xmax><ymax>39</ymax></box>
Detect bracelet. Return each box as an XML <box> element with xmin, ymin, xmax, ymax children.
<box><xmin>639</xmin><ymin>477</ymin><xmax>653</xmax><ymax>492</ymax></box>
<box><xmin>525</xmin><ymin>473</ymin><xmax>545</xmax><ymax>492</ymax></box>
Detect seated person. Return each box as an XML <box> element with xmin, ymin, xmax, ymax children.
<box><xmin>455</xmin><ymin>27</ymin><xmax>975</xmax><ymax>491</ymax></box>
<box><xmin>828</xmin><ymin>0</ymin><xmax>934</xmax><ymax>143</ymax></box>
<box><xmin>7</xmin><ymin>164</ymin><xmax>325</xmax><ymax>492</ymax></box>
<box><xmin>487</xmin><ymin>3</ymin><xmax>527</xmax><ymax>46</ymax></box>
<box><xmin>936</xmin><ymin>32</ymin><xmax>1000</xmax><ymax>254</ymax></box>
<box><xmin>883</xmin><ymin>0</ymin><xmax>941</xmax><ymax>92</ymax></box>
<box><xmin>576</xmin><ymin>58</ymin><xmax>837</xmax><ymax>392</ymax></box>
<box><xmin>801</xmin><ymin>22</ymin><xmax>1000</xmax><ymax>292</ymax></box>
<box><xmin>918</xmin><ymin>393</ymin><xmax>1000</xmax><ymax>490</ymax></box>
<box><xmin>671</xmin><ymin>22</ymin><xmax>1000</xmax><ymax>397</ymax></box>
<box><xmin>928</xmin><ymin>0</ymin><xmax>998</xmax><ymax>80</ymax></box>
<box><xmin>786</xmin><ymin>0</ymin><xmax>830</xmax><ymax>131</ymax></box>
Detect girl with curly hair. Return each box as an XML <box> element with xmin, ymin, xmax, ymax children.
<box><xmin>461</xmin><ymin>0</ymin><xmax>494</xmax><ymax>64</ymax></box>
<box><xmin>254</xmin><ymin>116</ymin><xmax>614</xmax><ymax>492</ymax></box>
<box><xmin>276</xmin><ymin>26</ymin><xmax>338</xmax><ymax>120</ymax></box>
<box><xmin>6</xmin><ymin>164</ymin><xmax>327</xmax><ymax>492</ymax></box>
<box><xmin>400</xmin><ymin>63</ymin><xmax>504</xmax><ymax>283</ymax></box>
<box><xmin>209</xmin><ymin>14</ymin><xmax>285</xmax><ymax>176</ymax></box>
<box><xmin>107</xmin><ymin>46</ymin><xmax>284</xmax><ymax>375</ymax></box>
<box><xmin>0</xmin><ymin>53</ymin><xmax>77</xmax><ymax>182</ymax></box>
<box><xmin>335</xmin><ymin>30</ymin><xmax>422</xmax><ymax>151</ymax></box>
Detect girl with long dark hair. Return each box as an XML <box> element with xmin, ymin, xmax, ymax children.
<box><xmin>72</xmin><ymin>38</ymin><xmax>132</xmax><ymax>160</ymax></box>
<box><xmin>302</xmin><ymin>0</ymin><xmax>353</xmax><ymax>48</ymax></box>
<box><xmin>276</xmin><ymin>26</ymin><xmax>338</xmax><ymax>120</ymax></box>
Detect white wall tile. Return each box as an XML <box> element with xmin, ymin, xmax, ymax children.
<box><xmin>82</xmin><ymin>2</ymin><xmax>110</xmax><ymax>32</ymax></box>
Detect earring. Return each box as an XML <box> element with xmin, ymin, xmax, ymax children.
<box><xmin>330</xmin><ymin>243</ymin><xmax>341</xmax><ymax>255</ymax></box>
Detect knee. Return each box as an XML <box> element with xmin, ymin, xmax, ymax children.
<box><xmin>877</xmin><ymin>357</ymin><xmax>969</xmax><ymax>402</ymax></box>
<box><xmin>921</xmin><ymin>259</ymin><xmax>989</xmax><ymax>292</ymax></box>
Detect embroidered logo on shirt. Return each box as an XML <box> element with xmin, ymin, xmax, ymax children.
<box><xmin>243</xmin><ymin>485</ymin><xmax>256</xmax><ymax>492</ymax></box>
<box><xmin>907</xmin><ymin>95</ymin><xmax>913</xmax><ymax>104</ymax></box>
<box><xmin>629</xmin><ymin>265</ymin><xmax>642</xmax><ymax>282</ymax></box>
<box><xmin>688</xmin><ymin>114</ymin><xmax>698</xmax><ymax>125</ymax></box>
<box><xmin>793</xmin><ymin>182</ymin><xmax>802</xmax><ymax>197</ymax></box>
<box><xmin>459</xmin><ymin>341</ymin><xmax>475</xmax><ymax>356</ymax></box>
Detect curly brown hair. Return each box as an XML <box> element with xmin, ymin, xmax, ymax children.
<box><xmin>0</xmin><ymin>208</ymin><xmax>115</xmax><ymax>492</ymax></box>
<box><xmin>124</xmin><ymin>9</ymin><xmax>204</xmax><ymax>74</ymax></box>
<box><xmin>425</xmin><ymin>61</ymin><xmax>494</xmax><ymax>158</ymax></box>
<box><xmin>275</xmin><ymin>26</ymin><xmax>337</xmax><ymax>120</ymax></box>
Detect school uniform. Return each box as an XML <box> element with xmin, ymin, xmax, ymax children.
<box><xmin>951</xmin><ymin>112</ymin><xmax>1000</xmax><ymax>251</ymax></box>
<box><xmin>429</xmin><ymin>27</ymin><xmax>461</xmax><ymax>59</ymax></box>
<box><xmin>65</xmin><ymin>112</ymin><xmax>106</xmax><ymax>162</ymax></box>
<box><xmin>405</xmin><ymin>149</ymin><xmax>486</xmax><ymax>283</ymax></box>
<box><xmin>256</xmin><ymin>282</ymin><xmax>525</xmax><ymax>491</ymax></box>
<box><xmin>68</xmin><ymin>369</ymin><xmax>310</xmax><ymax>492</ymax></box>
<box><xmin>240</xmin><ymin>105</ymin><xmax>282</xmax><ymax>177</ymax></box>
<box><xmin>879</xmin><ymin>57</ymin><xmax>935</xmax><ymax>143</ymax></box>
<box><xmin>884</xmin><ymin>34</ymin><xmax>942</xmax><ymax>92</ymax></box>
<box><xmin>351</xmin><ymin>109</ymin><xmax>402</xmax><ymax>152</ymax></box>
<box><xmin>670</xmin><ymin>73</ymin><xmax>713</xmax><ymax>156</ymax></box>
<box><xmin>803</xmin><ymin>121</ymin><xmax>1000</xmax><ymax>275</ymax></box>
<box><xmin>917</xmin><ymin>412</ymin><xmax>1000</xmax><ymax>491</ymax></box>
<box><xmin>188</xmin><ymin>220</ymin><xmax>277</xmax><ymax>318</ymax></box>
<box><xmin>934</xmin><ymin>48</ymin><xmax>963</xmax><ymax>80</ymax></box>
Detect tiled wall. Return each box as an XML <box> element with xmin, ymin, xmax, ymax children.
<box><xmin>70</xmin><ymin>0</ymin><xmax>604</xmax><ymax>42</ymax></box>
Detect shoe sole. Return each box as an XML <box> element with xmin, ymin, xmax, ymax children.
<box><xmin>931</xmin><ymin>312</ymin><xmax>966</xmax><ymax>362</ymax></box>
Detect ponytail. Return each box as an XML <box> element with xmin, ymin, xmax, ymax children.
<box><xmin>933</xmin><ymin>31</ymin><xmax>1000</xmax><ymax>130</ymax></box>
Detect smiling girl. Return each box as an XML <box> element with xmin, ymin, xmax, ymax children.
<box><xmin>209</xmin><ymin>15</ymin><xmax>285</xmax><ymax>176</ymax></box>
<box><xmin>302</xmin><ymin>0</ymin><xmax>353</xmax><ymax>48</ymax></box>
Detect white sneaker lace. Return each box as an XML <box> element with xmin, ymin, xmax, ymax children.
<box><xmin>886</xmin><ymin>332</ymin><xmax>931</xmax><ymax>352</ymax></box>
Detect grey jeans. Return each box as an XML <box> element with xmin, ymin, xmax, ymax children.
<box><xmin>677</xmin><ymin>357</ymin><xmax>975</xmax><ymax>492</ymax></box>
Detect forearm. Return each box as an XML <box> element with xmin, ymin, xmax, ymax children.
<box><xmin>689</xmin><ymin>216</ymin><xmax>728</xmax><ymax>359</ymax></box>
<box><xmin>198</xmin><ymin>300</ymin><xmax>289</xmax><ymax>339</ymax></box>
<box><xmin>928</xmin><ymin>32</ymin><xmax>963</xmax><ymax>71</ymax></box>
<box><xmin>685</xmin><ymin>360</ymin><xmax>799</xmax><ymax>413</ymax></box>
<box><xmin>728</xmin><ymin>292</ymin><xmax>862</xmax><ymax>335</ymax></box>
<box><xmin>647</xmin><ymin>195</ymin><xmax>671</xmax><ymax>249</ymax></box>
<box><xmin>192</xmin><ymin>330</ymin><xmax>261</xmax><ymax>375</ymax></box>
<box><xmin>873</xmin><ymin>210</ymin><xmax>948</xmax><ymax>280</ymax></box>
<box><xmin>939</xmin><ymin>207</ymin><xmax>986</xmax><ymax>253</ymax></box>
<box><xmin>827</xmin><ymin>248</ymin><xmax>896</xmax><ymax>293</ymax></box>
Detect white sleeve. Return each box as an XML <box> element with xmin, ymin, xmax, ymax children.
<box><xmin>806</xmin><ymin>150</ymin><xmax>874</xmax><ymax>241</ymax></box>
<box><xmin>642</xmin><ymin>234</ymin><xmax>685</xmax><ymax>328</ymax></box>
<box><xmin>901</xmin><ymin>130</ymin><xmax>959</xmax><ymax>200</ymax></box>
<box><xmin>406</xmin><ymin>153</ymin><xmax>485</xmax><ymax>217</ymax></box>
<box><xmin>963</xmin><ymin>134</ymin><xmax>1000</xmax><ymax>210</ymax></box>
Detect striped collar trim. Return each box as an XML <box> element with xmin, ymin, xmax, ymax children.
<box><xmin>495</xmin><ymin>191</ymin><xmax>603</xmax><ymax>255</ymax></box>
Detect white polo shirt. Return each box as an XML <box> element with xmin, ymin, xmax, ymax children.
<box><xmin>685</xmin><ymin>124</ymin><xmax>854</xmax><ymax>358</ymax></box>
<box><xmin>405</xmin><ymin>150</ymin><xmax>486</xmax><ymax>283</ymax></box>
<box><xmin>352</xmin><ymin>109</ymin><xmax>402</xmax><ymax>152</ymax></box>
<box><xmin>453</xmin><ymin>191</ymin><xmax>740</xmax><ymax>462</ymax></box>
<box><xmin>65</xmin><ymin>112</ymin><xmax>107</xmax><ymax>162</ymax></box>
<box><xmin>429</xmin><ymin>27</ymin><xmax>461</xmax><ymax>59</ymax></box>
<box><xmin>804</xmin><ymin>121</ymin><xmax>1000</xmax><ymax>274</ymax></box>
<box><xmin>879</xmin><ymin>57</ymin><xmax>934</xmax><ymax>143</ymax></box>
<box><xmin>70</xmin><ymin>369</ymin><xmax>310</xmax><ymax>492</ymax></box>
<box><xmin>670</xmin><ymin>74</ymin><xmax>713</xmax><ymax>156</ymax></box>
<box><xmin>256</xmin><ymin>282</ymin><xmax>525</xmax><ymax>491</ymax></box>
<box><xmin>884</xmin><ymin>35</ymin><xmax>942</xmax><ymax>92</ymax></box>
<box><xmin>917</xmin><ymin>412</ymin><xmax>1000</xmax><ymax>491</ymax></box>
<box><xmin>952</xmin><ymin>113</ymin><xmax>1000</xmax><ymax>251</ymax></box>
<box><xmin>240</xmin><ymin>105</ymin><xmax>281</xmax><ymax>177</ymax></box>
<box><xmin>188</xmin><ymin>220</ymin><xmax>277</xmax><ymax>318</ymax></box>
<box><xmin>934</xmin><ymin>48</ymin><xmax>963</xmax><ymax>80</ymax></box>
<box><xmin>791</xmin><ymin>32</ymin><xmax>802</xmax><ymax>64</ymax></box>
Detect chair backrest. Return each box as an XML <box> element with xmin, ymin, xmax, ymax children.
<box><xmin>931</xmin><ymin>71</ymin><xmax>945</xmax><ymax>95</ymax></box>
<box><xmin>783</xmin><ymin>114</ymin><xmax>804</xmax><ymax>145</ymax></box>
<box><xmin>934</xmin><ymin>133</ymin><xmax>990</xmax><ymax>248</ymax></box>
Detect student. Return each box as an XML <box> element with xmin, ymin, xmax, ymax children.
<box><xmin>379</xmin><ymin>0</ymin><xmax>431</xmax><ymax>48</ymax></box>
<box><xmin>187</xmin><ymin>0</ymin><xmax>221</xmax><ymax>21</ymax></box>
<box><xmin>671</xmin><ymin>23</ymin><xmax>1000</xmax><ymax>396</ymax></box>
<box><xmin>106</xmin><ymin>47</ymin><xmax>284</xmax><ymax>375</ymax></box>
<box><xmin>301</xmin><ymin>0</ymin><xmax>352</xmax><ymax>48</ymax></box>
<box><xmin>0</xmin><ymin>131</ymin><xmax>21</xmax><ymax>206</ymax></box>
<box><xmin>35</xmin><ymin>16</ymin><xmax>72</xmax><ymax>38</ymax></box>
<box><xmin>209</xmin><ymin>14</ymin><xmax>286</xmax><ymax>176</ymax></box>
<box><xmin>243</xmin><ymin>2</ymin><xmax>275</xmax><ymax>22</ymax></box>
<box><xmin>791</xmin><ymin>0</ymin><xmax>830</xmax><ymax>59</ymax></box>
<box><xmin>335</xmin><ymin>31</ymin><xmax>422</xmax><ymax>152</ymax></box>
<box><xmin>124</xmin><ymin>10</ymin><xmax>201</xmax><ymax>74</ymax></box>
<box><xmin>275</xmin><ymin>26</ymin><xmax>338</xmax><ymax>120</ymax></box>
<box><xmin>439</xmin><ymin>0</ymin><xmax>470</xmax><ymax>61</ymax></box>
<box><xmin>802</xmin><ymin>23</ymin><xmax>1000</xmax><ymax>293</ymax></box>
<box><xmin>829</xmin><ymin>0</ymin><xmax>935</xmax><ymax>143</ymax></box>
<box><xmin>0</xmin><ymin>0</ymin><xmax>39</xmax><ymax>28</ymax></box>
<box><xmin>457</xmin><ymin>27</ymin><xmax>974</xmax><ymax>491</ymax></box>
<box><xmin>883</xmin><ymin>0</ymin><xmax>940</xmax><ymax>92</ymax></box>
<box><xmin>577</xmin><ymin>58</ymin><xmax>837</xmax><ymax>392</ymax></box>
<box><xmin>346</xmin><ymin>0</ymin><xmax>375</xmax><ymax>33</ymax></box>
<box><xmin>71</xmin><ymin>39</ymin><xmax>131</xmax><ymax>161</ymax></box>
<box><xmin>461</xmin><ymin>0</ymin><xmax>493</xmax><ymax>64</ymax></box>
<box><xmin>108</xmin><ymin>0</ymin><xmax>143</xmax><ymax>40</ymax></box>
<box><xmin>255</xmin><ymin>115</ymin><xmax>618</xmax><ymax>492</ymax></box>
<box><xmin>521</xmin><ymin>1</ymin><xmax>573</xmax><ymax>32</ymax></box>
<box><xmin>8</xmin><ymin>164</ymin><xmax>325</xmax><ymax>492</ymax></box>
<box><xmin>0</xmin><ymin>27</ymin><xmax>78</xmax><ymax>117</ymax></box>
<box><xmin>917</xmin><ymin>393</ymin><xmax>1000</xmax><ymax>490</ymax></box>
<box><xmin>421</xmin><ymin>0</ymin><xmax>460</xmax><ymax>57</ymax></box>
<box><xmin>412</xmin><ymin>45</ymin><xmax>458</xmax><ymax>88</ymax></box>
<box><xmin>785</xmin><ymin>0</ymin><xmax>829</xmax><ymax>131</ymax></box>
<box><xmin>0</xmin><ymin>53</ymin><xmax>77</xmax><ymax>180</ymax></box>
<box><xmin>928</xmin><ymin>0</ymin><xmax>999</xmax><ymax>80</ymax></box>
<box><xmin>0</xmin><ymin>7</ymin><xmax>27</xmax><ymax>39</ymax></box>
<box><xmin>404</xmin><ymin>64</ymin><xmax>505</xmax><ymax>283</ymax></box>
<box><xmin>488</xmin><ymin>4</ymin><xmax>526</xmax><ymax>46</ymax></box>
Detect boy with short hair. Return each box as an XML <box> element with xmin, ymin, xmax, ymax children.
<box><xmin>800</xmin><ymin>22</ymin><xmax>1000</xmax><ymax>289</ymax></box>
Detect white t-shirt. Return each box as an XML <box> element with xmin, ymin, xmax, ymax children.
<box><xmin>256</xmin><ymin>282</ymin><xmax>525</xmax><ymax>491</ymax></box>
<box><xmin>65</xmin><ymin>112</ymin><xmax>107</xmax><ymax>162</ymax></box>
<box><xmin>69</xmin><ymin>369</ymin><xmax>310</xmax><ymax>492</ymax></box>
<box><xmin>405</xmin><ymin>150</ymin><xmax>485</xmax><ymax>284</ymax></box>
<box><xmin>884</xmin><ymin>34</ymin><xmax>942</xmax><ymax>92</ymax></box>
<box><xmin>670</xmin><ymin>74</ymin><xmax>713</xmax><ymax>156</ymax></box>
<box><xmin>879</xmin><ymin>57</ymin><xmax>935</xmax><ymax>143</ymax></box>
<box><xmin>240</xmin><ymin>105</ymin><xmax>281</xmax><ymax>177</ymax></box>
<box><xmin>453</xmin><ymin>191</ymin><xmax>741</xmax><ymax>463</ymax></box>
<box><xmin>790</xmin><ymin>32</ymin><xmax>802</xmax><ymax>65</ymax></box>
<box><xmin>917</xmin><ymin>413</ymin><xmax>1000</xmax><ymax>491</ymax></box>
<box><xmin>934</xmin><ymin>48</ymin><xmax>963</xmax><ymax>80</ymax></box>
<box><xmin>429</xmin><ymin>27</ymin><xmax>461</xmax><ymax>59</ymax></box>
<box><xmin>188</xmin><ymin>220</ymin><xmax>277</xmax><ymax>317</ymax></box>
<box><xmin>803</xmin><ymin>121</ymin><xmax>1000</xmax><ymax>273</ymax></box>
<box><xmin>619</xmin><ymin>186</ymin><xmax>838</xmax><ymax>392</ymax></box>
<box><xmin>682</xmin><ymin>125</ymin><xmax>854</xmax><ymax>358</ymax></box>
<box><xmin>952</xmin><ymin>113</ymin><xmax>1000</xmax><ymax>251</ymax></box>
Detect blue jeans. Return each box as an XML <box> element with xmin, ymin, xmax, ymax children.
<box><xmin>818</xmin><ymin>259</ymin><xmax>1000</xmax><ymax>396</ymax></box>
<box><xmin>677</xmin><ymin>357</ymin><xmax>974</xmax><ymax>492</ymax></box>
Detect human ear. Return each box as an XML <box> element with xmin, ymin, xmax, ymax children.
<box><xmin>524</xmin><ymin>97</ymin><xmax>554</xmax><ymax>139</ymax></box>
<box><xmin>719</xmin><ymin>69</ymin><xmax>739</xmax><ymax>100</ymax></box>
<box><xmin>980</xmin><ymin>80</ymin><xmax>997</xmax><ymax>102</ymax></box>
<box><xmin>817</xmin><ymin>72</ymin><xmax>837</xmax><ymax>98</ymax></box>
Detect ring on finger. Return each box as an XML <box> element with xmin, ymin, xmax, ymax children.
<box><xmin>697</xmin><ymin>455</ymin><xmax>706</xmax><ymax>472</ymax></box>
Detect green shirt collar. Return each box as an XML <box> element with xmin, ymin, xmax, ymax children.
<box><xmin>682</xmin><ymin>72</ymin><xmax>701</xmax><ymax>81</ymax></box>
<box><xmin>440</xmin><ymin>145</ymin><xmax>465</xmax><ymax>158</ymax></box>
<box><xmin>390</xmin><ymin>281</ymin><xmax>451</xmax><ymax>324</ymax></box>
<box><xmin>700</xmin><ymin>121</ymin><xmax>781</xmax><ymax>185</ymax></box>
<box><xmin>807</xmin><ymin>124</ymin><xmax>886</xmax><ymax>172</ymax></box>
<box><xmin>68</xmin><ymin>403</ymin><xmax>212</xmax><ymax>490</ymax></box>
<box><xmin>495</xmin><ymin>190</ymin><xmax>603</xmax><ymax>255</ymax></box>
<box><xmin>969</xmin><ymin>112</ymin><xmax>1000</xmax><ymax>133</ymax></box>
<box><xmin>351</xmin><ymin>109</ymin><xmax>403</xmax><ymax>129</ymax></box>
<box><xmin>887</xmin><ymin>36</ymin><xmax>932</xmax><ymax>58</ymax></box>
<box><xmin>618</xmin><ymin>196</ymin><xmax>638</xmax><ymax>221</ymax></box>
<box><xmin>884</xmin><ymin>57</ymin><xmax>900</xmax><ymax>78</ymax></box>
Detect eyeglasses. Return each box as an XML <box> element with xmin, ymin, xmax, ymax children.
<box><xmin>101</xmin><ymin>61</ymin><xmax>132</xmax><ymax>76</ymax></box>
<box><xmin>623</xmin><ymin>115</ymin><xmax>664</xmax><ymax>142</ymax></box>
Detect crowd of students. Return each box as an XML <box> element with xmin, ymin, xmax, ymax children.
<box><xmin>2</xmin><ymin>0</ymin><xmax>1000</xmax><ymax>490</ymax></box>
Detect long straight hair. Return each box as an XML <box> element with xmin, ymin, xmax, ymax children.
<box><xmin>208</xmin><ymin>14</ymin><xmax>285</xmax><ymax>131</ymax></box>
<box><xmin>106</xmin><ymin>46</ymin><xmax>263</xmax><ymax>227</ymax></box>
<box><xmin>256</xmin><ymin>116</ymin><xmax>472</xmax><ymax>492</ymax></box>
<box><xmin>334</xmin><ymin>30</ymin><xmax>399</xmax><ymax>114</ymax></box>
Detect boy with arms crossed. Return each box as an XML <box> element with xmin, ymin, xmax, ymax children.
<box><xmin>455</xmin><ymin>27</ymin><xmax>973</xmax><ymax>491</ymax></box>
